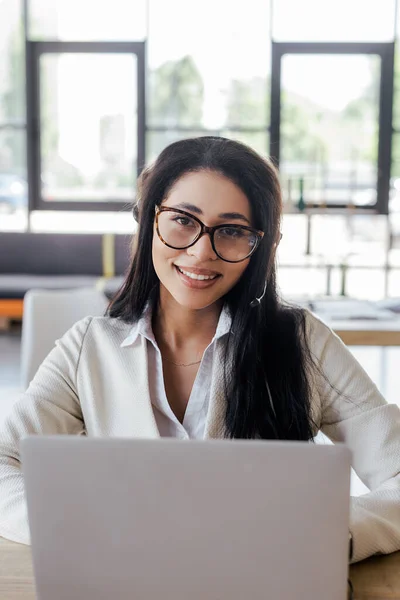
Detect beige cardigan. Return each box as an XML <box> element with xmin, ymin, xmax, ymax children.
<box><xmin>0</xmin><ymin>311</ymin><xmax>399</xmax><ymax>563</ymax></box>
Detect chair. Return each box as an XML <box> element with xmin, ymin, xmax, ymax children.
<box><xmin>20</xmin><ymin>287</ymin><xmax>109</xmax><ymax>389</ymax></box>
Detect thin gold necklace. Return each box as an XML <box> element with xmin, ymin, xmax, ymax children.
<box><xmin>162</xmin><ymin>355</ymin><xmax>201</xmax><ymax>367</ymax></box>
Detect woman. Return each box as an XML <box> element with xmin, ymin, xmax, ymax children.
<box><xmin>0</xmin><ymin>136</ymin><xmax>399</xmax><ymax>563</ymax></box>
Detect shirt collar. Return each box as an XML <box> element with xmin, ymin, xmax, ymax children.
<box><xmin>120</xmin><ymin>303</ymin><xmax>232</xmax><ymax>348</ymax></box>
<box><xmin>120</xmin><ymin>302</ymin><xmax>155</xmax><ymax>348</ymax></box>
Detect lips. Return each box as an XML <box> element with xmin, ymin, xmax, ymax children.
<box><xmin>174</xmin><ymin>265</ymin><xmax>221</xmax><ymax>278</ymax></box>
<box><xmin>174</xmin><ymin>265</ymin><xmax>221</xmax><ymax>289</ymax></box>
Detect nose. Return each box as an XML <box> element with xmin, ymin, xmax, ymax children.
<box><xmin>187</xmin><ymin>232</ymin><xmax>218</xmax><ymax>261</ymax></box>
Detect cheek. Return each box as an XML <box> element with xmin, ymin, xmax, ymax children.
<box><xmin>152</xmin><ymin>232</ymin><xmax>180</xmax><ymax>276</ymax></box>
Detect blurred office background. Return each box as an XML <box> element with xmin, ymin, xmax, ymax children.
<box><xmin>1</xmin><ymin>0</ymin><xmax>400</xmax><ymax>297</ymax></box>
<box><xmin>1</xmin><ymin>0</ymin><xmax>400</xmax><ymax>437</ymax></box>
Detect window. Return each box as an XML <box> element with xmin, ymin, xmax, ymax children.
<box><xmin>0</xmin><ymin>0</ymin><xmax>27</xmax><ymax>230</ymax></box>
<box><xmin>38</xmin><ymin>51</ymin><xmax>139</xmax><ymax>207</ymax></box>
<box><xmin>1</xmin><ymin>0</ymin><xmax>399</xmax><ymax>255</ymax></box>
<box><xmin>147</xmin><ymin>0</ymin><xmax>270</xmax><ymax>158</ymax></box>
<box><xmin>272</xmin><ymin>0</ymin><xmax>396</xmax><ymax>42</ymax></box>
<box><xmin>27</xmin><ymin>42</ymin><xmax>145</xmax><ymax>212</ymax></box>
<box><xmin>279</xmin><ymin>53</ymin><xmax>380</xmax><ymax>209</ymax></box>
<box><xmin>29</xmin><ymin>0</ymin><xmax>147</xmax><ymax>41</ymax></box>
<box><xmin>0</xmin><ymin>0</ymin><xmax>25</xmax><ymax>122</ymax></box>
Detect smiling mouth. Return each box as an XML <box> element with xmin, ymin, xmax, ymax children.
<box><xmin>175</xmin><ymin>266</ymin><xmax>221</xmax><ymax>281</ymax></box>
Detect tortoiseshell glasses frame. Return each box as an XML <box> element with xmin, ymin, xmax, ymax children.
<box><xmin>155</xmin><ymin>205</ymin><xmax>265</xmax><ymax>263</ymax></box>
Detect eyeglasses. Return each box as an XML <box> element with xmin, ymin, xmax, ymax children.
<box><xmin>155</xmin><ymin>206</ymin><xmax>264</xmax><ymax>263</ymax></box>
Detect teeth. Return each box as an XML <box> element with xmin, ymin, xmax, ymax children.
<box><xmin>177</xmin><ymin>266</ymin><xmax>217</xmax><ymax>281</ymax></box>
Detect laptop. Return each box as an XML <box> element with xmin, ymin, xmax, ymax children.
<box><xmin>21</xmin><ymin>437</ymin><xmax>351</xmax><ymax>600</ymax></box>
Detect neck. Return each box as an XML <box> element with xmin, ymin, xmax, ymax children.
<box><xmin>153</xmin><ymin>287</ymin><xmax>221</xmax><ymax>353</ymax></box>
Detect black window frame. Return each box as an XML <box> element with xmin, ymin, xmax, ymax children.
<box><xmin>270</xmin><ymin>41</ymin><xmax>395</xmax><ymax>215</ymax></box>
<box><xmin>26</xmin><ymin>40</ymin><xmax>146</xmax><ymax>212</ymax></box>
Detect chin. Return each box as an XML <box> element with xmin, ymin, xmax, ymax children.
<box><xmin>169</xmin><ymin>288</ymin><xmax>224</xmax><ymax>311</ymax></box>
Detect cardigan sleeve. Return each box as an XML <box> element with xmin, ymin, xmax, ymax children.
<box><xmin>306</xmin><ymin>311</ymin><xmax>400</xmax><ymax>563</ymax></box>
<box><xmin>0</xmin><ymin>317</ymin><xmax>92</xmax><ymax>545</ymax></box>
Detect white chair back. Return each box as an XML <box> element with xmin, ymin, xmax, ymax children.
<box><xmin>21</xmin><ymin>287</ymin><xmax>108</xmax><ymax>389</ymax></box>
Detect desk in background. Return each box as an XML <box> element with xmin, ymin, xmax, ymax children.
<box><xmin>332</xmin><ymin>319</ymin><xmax>400</xmax><ymax>346</ymax></box>
<box><xmin>1</xmin><ymin>538</ymin><xmax>399</xmax><ymax>600</ymax></box>
<box><xmin>294</xmin><ymin>297</ymin><xmax>400</xmax><ymax>346</ymax></box>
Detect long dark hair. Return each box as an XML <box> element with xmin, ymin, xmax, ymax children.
<box><xmin>109</xmin><ymin>136</ymin><xmax>315</xmax><ymax>440</ymax></box>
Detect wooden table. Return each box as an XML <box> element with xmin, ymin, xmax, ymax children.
<box><xmin>1</xmin><ymin>537</ymin><xmax>400</xmax><ymax>599</ymax></box>
<box><xmin>331</xmin><ymin>319</ymin><xmax>400</xmax><ymax>346</ymax></box>
<box><xmin>0</xmin><ymin>538</ymin><xmax>35</xmax><ymax>599</ymax></box>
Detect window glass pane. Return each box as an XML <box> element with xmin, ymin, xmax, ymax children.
<box><xmin>0</xmin><ymin>129</ymin><xmax>27</xmax><ymax>231</ymax></box>
<box><xmin>0</xmin><ymin>0</ymin><xmax>25</xmax><ymax>121</ymax></box>
<box><xmin>39</xmin><ymin>53</ymin><xmax>138</xmax><ymax>203</ymax></box>
<box><xmin>392</xmin><ymin>133</ymin><xmax>400</xmax><ymax>179</ymax></box>
<box><xmin>224</xmin><ymin>77</ymin><xmax>269</xmax><ymax>128</ymax></box>
<box><xmin>393</xmin><ymin>132</ymin><xmax>400</xmax><ymax>165</ymax></box>
<box><xmin>394</xmin><ymin>46</ymin><xmax>400</xmax><ymax>130</ymax></box>
<box><xmin>148</xmin><ymin>57</ymin><xmax>206</xmax><ymax>129</ymax></box>
<box><xmin>391</xmin><ymin>160</ymin><xmax>400</xmax><ymax>181</ymax></box>
<box><xmin>389</xmin><ymin>245</ymin><xmax>400</xmax><ymax>266</ymax></box>
<box><xmin>280</xmin><ymin>54</ymin><xmax>380</xmax><ymax>209</ymax></box>
<box><xmin>272</xmin><ymin>0</ymin><xmax>396</xmax><ymax>42</ymax></box>
<box><xmin>395</xmin><ymin>9</ymin><xmax>400</xmax><ymax>128</ymax></box>
<box><xmin>310</xmin><ymin>214</ymin><xmax>387</xmax><ymax>261</ymax></box>
<box><xmin>30</xmin><ymin>211</ymin><xmax>136</xmax><ymax>233</ymax></box>
<box><xmin>278</xmin><ymin>214</ymin><xmax>308</xmax><ymax>260</ymax></box>
<box><xmin>390</xmin><ymin>135</ymin><xmax>400</xmax><ymax>217</ymax></box>
<box><xmin>278</xmin><ymin>213</ymin><xmax>390</xmax><ymax>299</ymax></box>
<box><xmin>388</xmin><ymin>269</ymin><xmax>400</xmax><ymax>296</ymax></box>
<box><xmin>148</xmin><ymin>0</ymin><xmax>270</xmax><ymax>129</ymax></box>
<box><xmin>329</xmin><ymin>267</ymin><xmax>346</xmax><ymax>297</ymax></box>
<box><xmin>277</xmin><ymin>266</ymin><xmax>328</xmax><ymax>298</ymax></box>
<box><xmin>345</xmin><ymin>268</ymin><xmax>385</xmax><ymax>300</ymax></box>
<box><xmin>0</xmin><ymin>128</ymin><xmax>26</xmax><ymax>178</ymax></box>
<box><xmin>29</xmin><ymin>0</ymin><xmax>146</xmax><ymax>41</ymax></box>
<box><xmin>390</xmin><ymin>144</ymin><xmax>400</xmax><ymax>247</ymax></box>
<box><xmin>308</xmin><ymin>215</ymin><xmax>348</xmax><ymax>260</ymax></box>
<box><xmin>389</xmin><ymin>219</ymin><xmax>400</xmax><ymax>251</ymax></box>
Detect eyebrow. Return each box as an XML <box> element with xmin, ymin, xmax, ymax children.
<box><xmin>173</xmin><ymin>202</ymin><xmax>251</xmax><ymax>225</ymax></box>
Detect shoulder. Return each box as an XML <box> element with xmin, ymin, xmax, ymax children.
<box><xmin>58</xmin><ymin>315</ymin><xmax>135</xmax><ymax>352</ymax></box>
<box><xmin>302</xmin><ymin>308</ymin><xmax>336</xmax><ymax>344</ymax></box>
<box><xmin>84</xmin><ymin>315</ymin><xmax>134</xmax><ymax>337</ymax></box>
<box><xmin>299</xmin><ymin>308</ymin><xmax>359</xmax><ymax>379</ymax></box>
<box><xmin>286</xmin><ymin>305</ymin><xmax>345</xmax><ymax>361</ymax></box>
<box><xmin>278</xmin><ymin>303</ymin><xmax>335</xmax><ymax>344</ymax></box>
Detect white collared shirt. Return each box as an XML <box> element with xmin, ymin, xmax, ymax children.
<box><xmin>121</xmin><ymin>305</ymin><xmax>231</xmax><ymax>439</ymax></box>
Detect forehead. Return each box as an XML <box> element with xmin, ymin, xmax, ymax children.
<box><xmin>163</xmin><ymin>170</ymin><xmax>251</xmax><ymax>220</ymax></box>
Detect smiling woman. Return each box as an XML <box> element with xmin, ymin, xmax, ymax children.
<box><xmin>0</xmin><ymin>136</ymin><xmax>399</xmax><ymax>566</ymax></box>
<box><xmin>151</xmin><ymin>171</ymin><xmax>263</xmax><ymax>312</ymax></box>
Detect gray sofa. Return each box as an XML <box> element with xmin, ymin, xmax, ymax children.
<box><xmin>0</xmin><ymin>232</ymin><xmax>132</xmax><ymax>317</ymax></box>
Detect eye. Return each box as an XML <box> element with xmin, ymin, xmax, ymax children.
<box><xmin>219</xmin><ymin>227</ymin><xmax>245</xmax><ymax>238</ymax></box>
<box><xmin>172</xmin><ymin>216</ymin><xmax>196</xmax><ymax>227</ymax></box>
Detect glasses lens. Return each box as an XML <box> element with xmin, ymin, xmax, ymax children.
<box><xmin>158</xmin><ymin>210</ymin><xmax>201</xmax><ymax>248</ymax></box>
<box><xmin>215</xmin><ymin>226</ymin><xmax>258</xmax><ymax>261</ymax></box>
